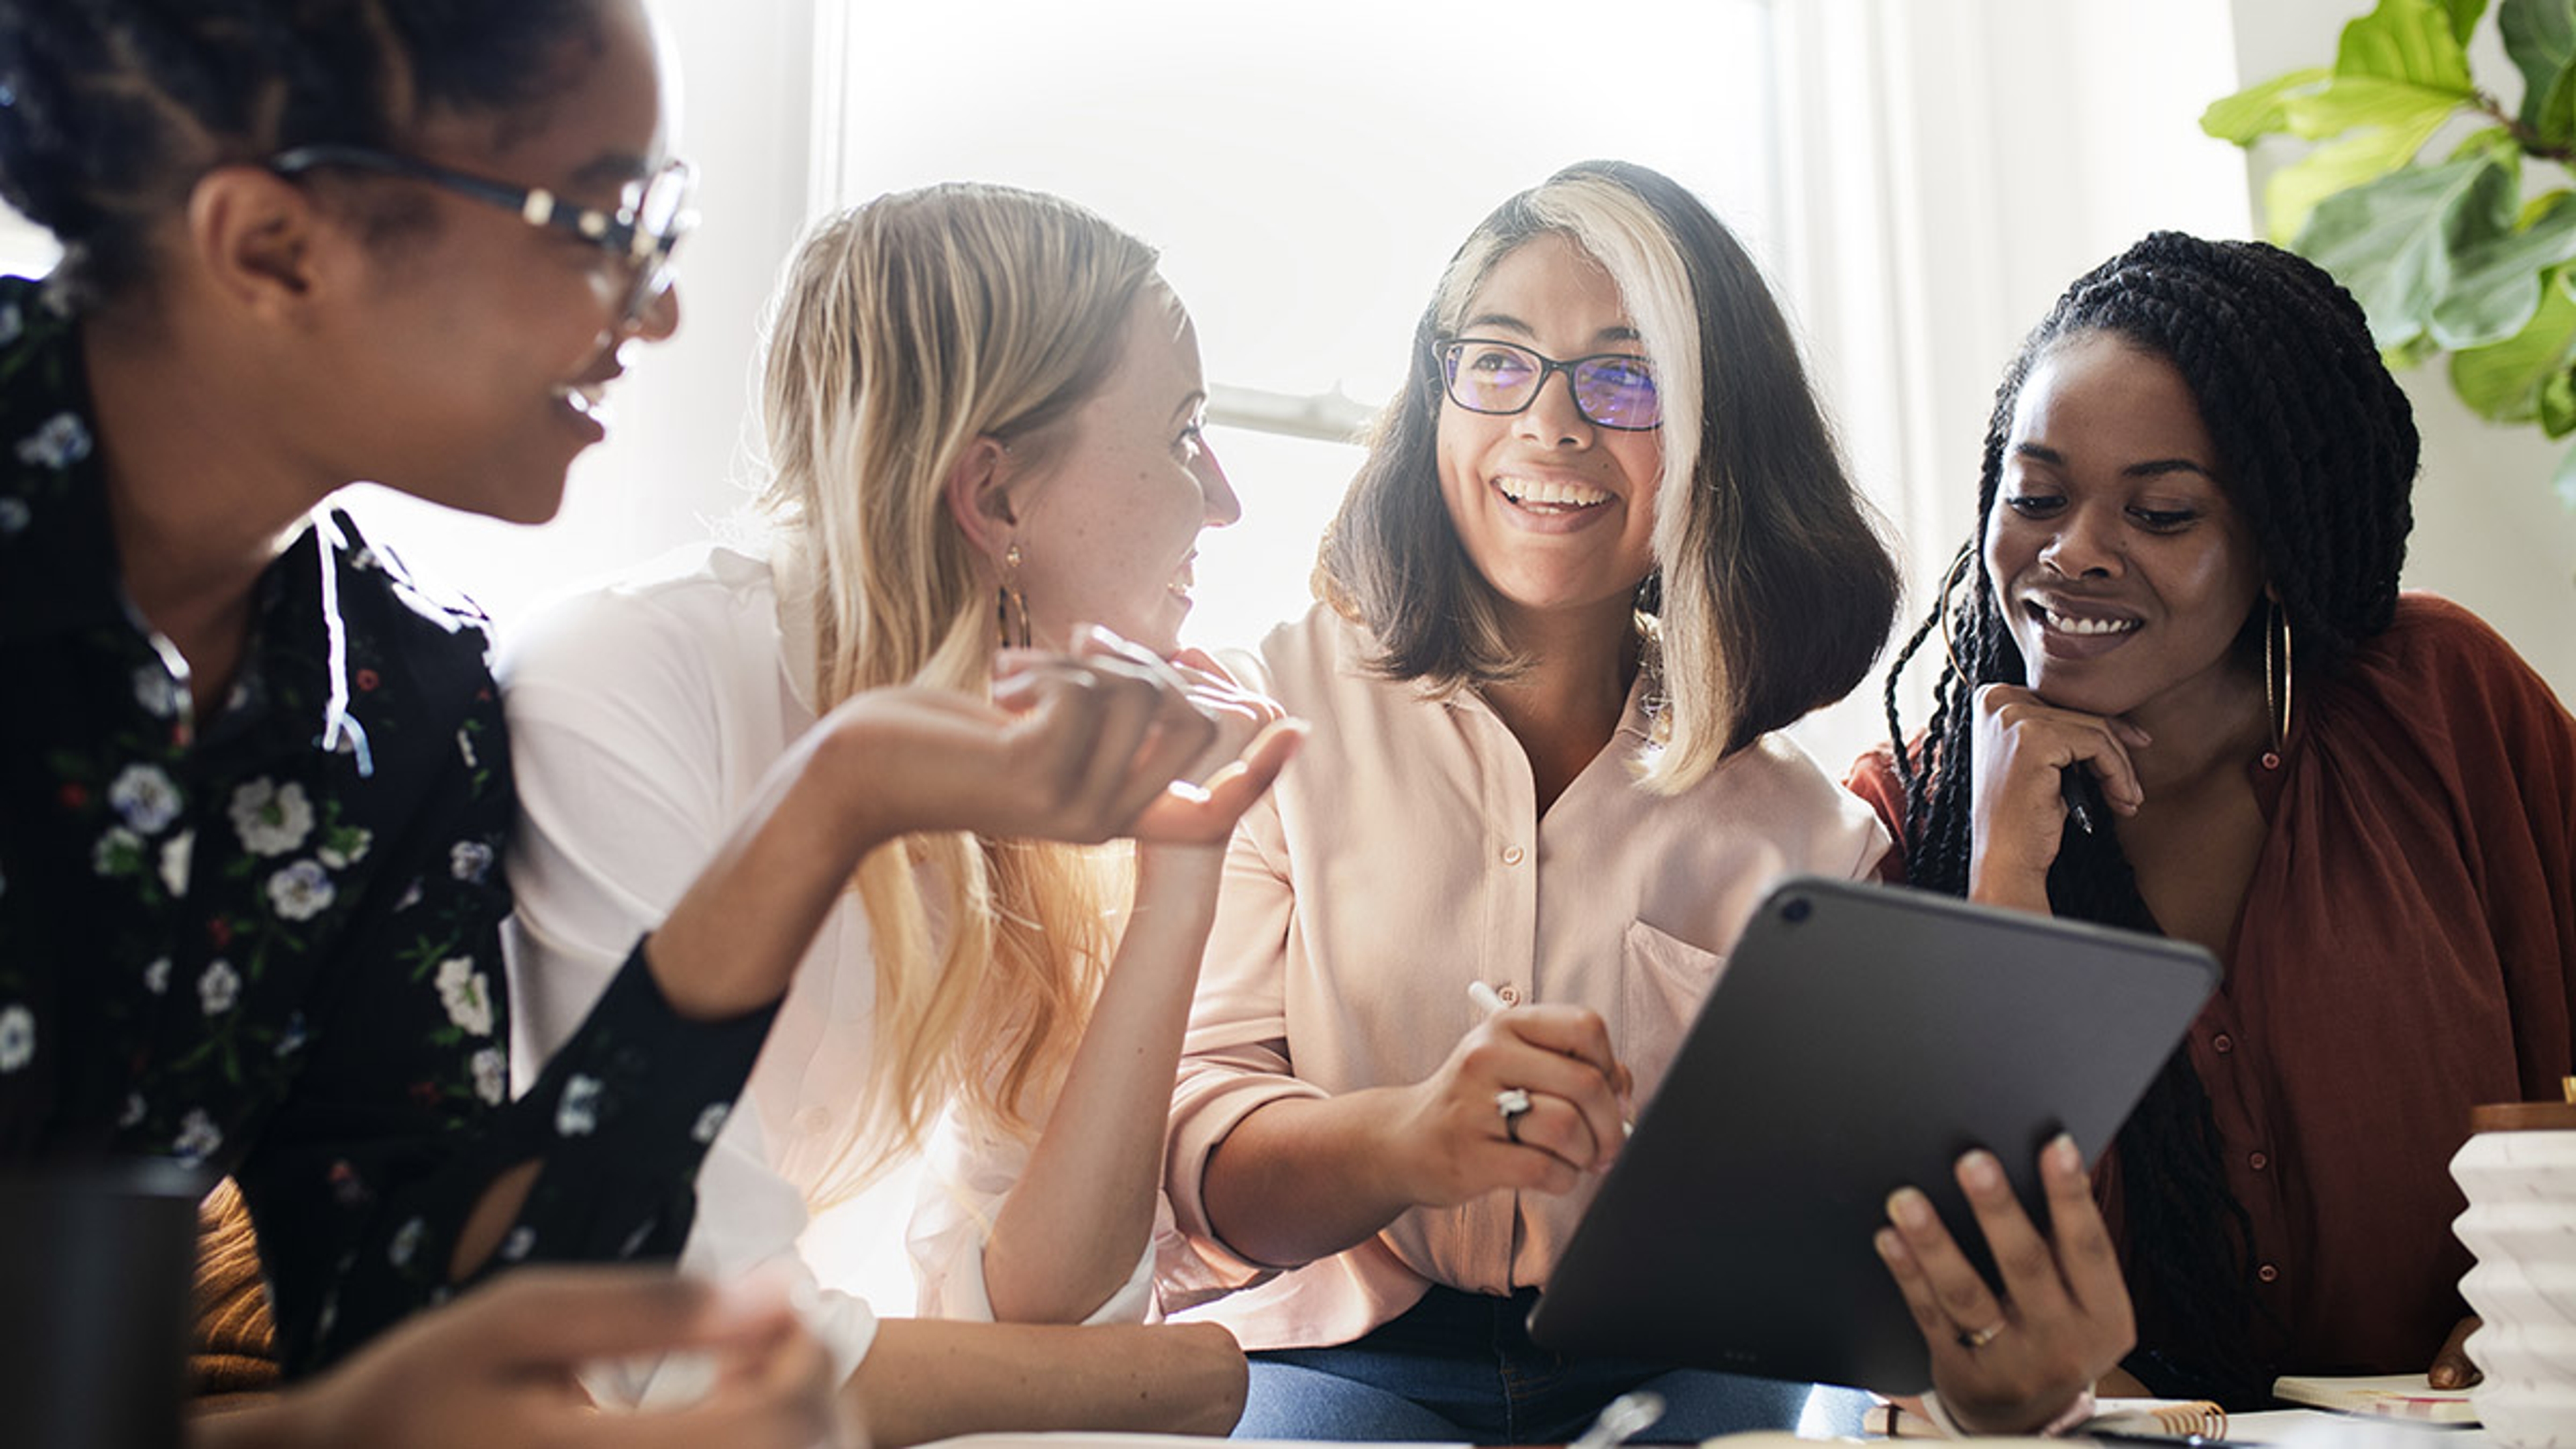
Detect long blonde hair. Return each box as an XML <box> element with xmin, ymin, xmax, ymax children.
<box><xmin>753</xmin><ymin>182</ymin><xmax>1159</xmax><ymax>1194</ymax></box>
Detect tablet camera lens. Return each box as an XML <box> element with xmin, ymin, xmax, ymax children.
<box><xmin>1781</xmin><ymin>897</ymin><xmax>1811</xmax><ymax>924</ymax></box>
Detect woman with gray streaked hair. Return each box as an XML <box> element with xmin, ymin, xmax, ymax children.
<box><xmin>1160</xmin><ymin>159</ymin><xmax>1902</xmax><ymax>1442</ymax></box>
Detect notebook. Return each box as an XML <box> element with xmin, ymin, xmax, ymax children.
<box><xmin>1525</xmin><ymin>874</ymin><xmax>2219</xmax><ymax>1395</ymax></box>
<box><xmin>2269</xmin><ymin>1374</ymin><xmax>2478</xmax><ymax>1423</ymax></box>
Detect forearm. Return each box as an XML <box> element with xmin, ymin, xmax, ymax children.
<box><xmin>983</xmin><ymin>846</ymin><xmax>1222</xmax><ymax>1322</ymax></box>
<box><xmin>647</xmin><ymin>721</ymin><xmax>894</xmax><ymax>1020</ymax></box>
<box><xmin>1199</xmin><ymin>1087</ymin><xmax>1421</xmax><ymax>1269</ymax></box>
<box><xmin>847</xmin><ymin>1319</ymin><xmax>1245</xmax><ymax>1446</ymax></box>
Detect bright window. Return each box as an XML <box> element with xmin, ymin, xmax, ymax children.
<box><xmin>820</xmin><ymin>0</ymin><xmax>1781</xmax><ymax>650</ymax></box>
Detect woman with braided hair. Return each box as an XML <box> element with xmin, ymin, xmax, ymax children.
<box><xmin>1851</xmin><ymin>231</ymin><xmax>2576</xmax><ymax>1421</ymax></box>
<box><xmin>0</xmin><ymin>3</ymin><xmax>1248</xmax><ymax>1443</ymax></box>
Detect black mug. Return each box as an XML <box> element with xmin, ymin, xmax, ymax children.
<box><xmin>0</xmin><ymin>1161</ymin><xmax>205</xmax><ymax>1449</ymax></box>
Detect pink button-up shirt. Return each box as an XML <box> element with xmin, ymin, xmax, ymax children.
<box><xmin>1161</xmin><ymin>607</ymin><xmax>1889</xmax><ymax>1351</ymax></box>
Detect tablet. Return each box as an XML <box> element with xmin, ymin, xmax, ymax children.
<box><xmin>1525</xmin><ymin>874</ymin><xmax>2219</xmax><ymax>1395</ymax></box>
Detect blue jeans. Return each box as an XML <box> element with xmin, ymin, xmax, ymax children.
<box><xmin>1234</xmin><ymin>1286</ymin><xmax>1867</xmax><ymax>1444</ymax></box>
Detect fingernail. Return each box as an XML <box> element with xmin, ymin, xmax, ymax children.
<box><xmin>1960</xmin><ymin>1150</ymin><xmax>2003</xmax><ymax>1191</ymax></box>
<box><xmin>1874</xmin><ymin>1227</ymin><xmax>1904</xmax><ymax>1262</ymax></box>
<box><xmin>1887</xmin><ymin>1187</ymin><xmax>1934</xmax><ymax>1228</ymax></box>
<box><xmin>2430</xmin><ymin>1366</ymin><xmax>2460</xmax><ymax>1389</ymax></box>
<box><xmin>2048</xmin><ymin>1133</ymin><xmax>2082</xmax><ymax>1173</ymax></box>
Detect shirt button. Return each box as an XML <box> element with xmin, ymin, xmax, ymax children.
<box><xmin>2249</xmin><ymin>1151</ymin><xmax>2269</xmax><ymax>1171</ymax></box>
<box><xmin>2257</xmin><ymin>1263</ymin><xmax>2279</xmax><ymax>1284</ymax></box>
<box><xmin>1501</xmin><ymin>845</ymin><xmax>1525</xmax><ymax>865</ymax></box>
<box><xmin>2212</xmin><ymin>1032</ymin><xmax>2235</xmax><ymax>1054</ymax></box>
<box><xmin>1498</xmin><ymin>985</ymin><xmax>1523</xmax><ymax>1006</ymax></box>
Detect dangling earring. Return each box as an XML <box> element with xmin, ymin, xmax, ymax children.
<box><xmin>1935</xmin><ymin>542</ymin><xmax>1976</xmax><ymax>677</ymax></box>
<box><xmin>1633</xmin><ymin>568</ymin><xmax>1663</xmax><ymax>617</ymax></box>
<box><xmin>2261</xmin><ymin>599</ymin><xmax>2293</xmax><ymax>770</ymax></box>
<box><xmin>996</xmin><ymin>541</ymin><xmax>1032</xmax><ymax>651</ymax></box>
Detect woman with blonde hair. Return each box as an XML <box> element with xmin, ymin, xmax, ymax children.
<box><xmin>1160</xmin><ymin>160</ymin><xmax>1900</xmax><ymax>1442</ymax></box>
<box><xmin>504</xmin><ymin>182</ymin><xmax>1298</xmax><ymax>1443</ymax></box>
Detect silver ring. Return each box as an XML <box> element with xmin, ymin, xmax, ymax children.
<box><xmin>1496</xmin><ymin>1087</ymin><xmax>1532</xmax><ymax>1144</ymax></box>
<box><xmin>1955</xmin><ymin>1320</ymin><xmax>2006</xmax><ymax>1350</ymax></box>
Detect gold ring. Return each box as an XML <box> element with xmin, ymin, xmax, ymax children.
<box><xmin>1955</xmin><ymin>1320</ymin><xmax>2006</xmax><ymax>1350</ymax></box>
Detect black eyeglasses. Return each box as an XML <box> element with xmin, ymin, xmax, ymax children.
<box><xmin>1432</xmin><ymin>337</ymin><xmax>1662</xmax><ymax>431</ymax></box>
<box><xmin>266</xmin><ymin>144</ymin><xmax>695</xmax><ymax>325</ymax></box>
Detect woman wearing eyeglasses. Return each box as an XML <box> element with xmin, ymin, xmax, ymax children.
<box><xmin>0</xmin><ymin>4</ymin><xmax>1228</xmax><ymax>1444</ymax></box>
<box><xmin>1158</xmin><ymin>160</ymin><xmax>1901</xmax><ymax>1442</ymax></box>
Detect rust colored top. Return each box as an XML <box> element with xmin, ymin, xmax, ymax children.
<box><xmin>1848</xmin><ymin>594</ymin><xmax>2576</xmax><ymax>1378</ymax></box>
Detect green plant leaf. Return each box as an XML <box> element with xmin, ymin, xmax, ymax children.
<box><xmin>2449</xmin><ymin>272</ymin><xmax>2576</xmax><ymax>420</ymax></box>
<box><xmin>2296</xmin><ymin>156</ymin><xmax>2518</xmax><ymax>343</ymax></box>
<box><xmin>2337</xmin><ymin>0</ymin><xmax>2478</xmax><ymax>90</ymax></box>
<box><xmin>2432</xmin><ymin>191</ymin><xmax>2576</xmax><ymax>347</ymax></box>
<box><xmin>2539</xmin><ymin>360</ymin><xmax>2576</xmax><ymax>431</ymax></box>
<box><xmin>2443</xmin><ymin>0</ymin><xmax>2495</xmax><ymax>42</ymax></box>
<box><xmin>2501</xmin><ymin>0</ymin><xmax>2576</xmax><ymax>140</ymax></box>
<box><xmin>2263</xmin><ymin>106</ymin><xmax>2461</xmax><ymax>241</ymax></box>
<box><xmin>2280</xmin><ymin>73</ymin><xmax>2477</xmax><ymax>137</ymax></box>
<box><xmin>2203</xmin><ymin>66</ymin><xmax>2333</xmax><ymax>142</ymax></box>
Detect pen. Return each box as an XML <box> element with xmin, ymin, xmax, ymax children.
<box><xmin>2060</xmin><ymin>767</ymin><xmax>2096</xmax><ymax>835</ymax></box>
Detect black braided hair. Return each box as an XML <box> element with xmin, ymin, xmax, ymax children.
<box><xmin>0</xmin><ymin>0</ymin><xmax>600</xmax><ymax>307</ymax></box>
<box><xmin>1880</xmin><ymin>233</ymin><xmax>2418</xmax><ymax>1405</ymax></box>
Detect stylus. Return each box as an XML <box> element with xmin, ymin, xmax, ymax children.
<box><xmin>1466</xmin><ymin>981</ymin><xmax>1633</xmax><ymax>1137</ymax></box>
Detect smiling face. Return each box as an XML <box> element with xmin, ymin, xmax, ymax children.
<box><xmin>1435</xmin><ymin>233</ymin><xmax>1664</xmax><ymax>637</ymax></box>
<box><xmin>316</xmin><ymin>0</ymin><xmax>680</xmax><ymax>524</ymax></box>
<box><xmin>1004</xmin><ymin>286</ymin><xmax>1240</xmax><ymax>656</ymax></box>
<box><xmin>1983</xmin><ymin>331</ymin><xmax>2267</xmax><ymax>722</ymax></box>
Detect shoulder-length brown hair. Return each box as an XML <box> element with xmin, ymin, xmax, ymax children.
<box><xmin>1317</xmin><ymin>159</ymin><xmax>1896</xmax><ymax>790</ymax></box>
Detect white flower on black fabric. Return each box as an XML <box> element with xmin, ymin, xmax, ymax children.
<box><xmin>143</xmin><ymin>957</ymin><xmax>170</xmax><ymax>996</ymax></box>
<box><xmin>555</xmin><ymin>1073</ymin><xmax>603</xmax><ymax>1136</ymax></box>
<box><xmin>317</xmin><ymin>828</ymin><xmax>371</xmax><ymax>870</ymax></box>
<box><xmin>13</xmin><ymin>411</ymin><xmax>92</xmax><ymax>470</ymax></box>
<box><xmin>198</xmin><ymin>959</ymin><xmax>240</xmax><ymax>1016</ymax></box>
<box><xmin>457</xmin><ymin>727</ymin><xmax>478</xmax><ymax>771</ymax></box>
<box><xmin>131</xmin><ymin>665</ymin><xmax>180</xmax><ymax>719</ymax></box>
<box><xmin>118</xmin><ymin>1093</ymin><xmax>146</xmax><ymax>1129</ymax></box>
<box><xmin>388</xmin><ymin>1217</ymin><xmax>425</xmax><ymax>1269</ymax></box>
<box><xmin>93</xmin><ymin>826</ymin><xmax>143</xmax><ymax>877</ymax></box>
<box><xmin>229</xmin><ymin>779</ymin><xmax>313</xmax><ymax>857</ymax></box>
<box><xmin>433</xmin><ymin>957</ymin><xmax>493</xmax><ymax>1036</ymax></box>
<box><xmin>160</xmin><ymin>830</ymin><xmax>193</xmax><ymax>898</ymax></box>
<box><xmin>276</xmin><ymin>1012</ymin><xmax>309</xmax><ymax>1057</ymax></box>
<box><xmin>0</xmin><ymin>1004</ymin><xmax>33</xmax><ymax>1072</ymax></box>
<box><xmin>692</xmin><ymin>1102</ymin><xmax>730</xmax><ymax>1144</ymax></box>
<box><xmin>498</xmin><ymin>1226</ymin><xmax>535</xmax><ymax>1263</ymax></box>
<box><xmin>394</xmin><ymin>877</ymin><xmax>423</xmax><ymax>912</ymax></box>
<box><xmin>267</xmin><ymin>859</ymin><xmax>335</xmax><ymax>921</ymax></box>
<box><xmin>0</xmin><ymin>498</ymin><xmax>26</xmax><ymax>539</ymax></box>
<box><xmin>449</xmin><ymin>839</ymin><xmax>493</xmax><ymax>884</ymax></box>
<box><xmin>471</xmin><ymin>1046</ymin><xmax>506</xmax><ymax>1106</ymax></box>
<box><xmin>109</xmin><ymin>763</ymin><xmax>181</xmax><ymax>835</ymax></box>
<box><xmin>172</xmin><ymin>1110</ymin><xmax>221</xmax><ymax>1167</ymax></box>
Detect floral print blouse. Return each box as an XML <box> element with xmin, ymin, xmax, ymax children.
<box><xmin>0</xmin><ymin>276</ymin><xmax>775</xmax><ymax>1375</ymax></box>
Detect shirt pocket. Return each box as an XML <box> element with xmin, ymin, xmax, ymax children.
<box><xmin>1617</xmin><ymin>918</ymin><xmax>1729</xmax><ymax>1097</ymax></box>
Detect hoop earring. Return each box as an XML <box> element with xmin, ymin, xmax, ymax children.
<box><xmin>2261</xmin><ymin>600</ymin><xmax>2292</xmax><ymax>770</ymax></box>
<box><xmin>996</xmin><ymin>541</ymin><xmax>1032</xmax><ymax>651</ymax></box>
<box><xmin>1935</xmin><ymin>543</ymin><xmax>1976</xmax><ymax>677</ymax></box>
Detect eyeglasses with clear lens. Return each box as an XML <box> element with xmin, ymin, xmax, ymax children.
<box><xmin>266</xmin><ymin>144</ymin><xmax>696</xmax><ymax>325</ymax></box>
<box><xmin>1433</xmin><ymin>337</ymin><xmax>1662</xmax><ymax>431</ymax></box>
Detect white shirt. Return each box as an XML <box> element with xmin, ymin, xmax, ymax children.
<box><xmin>1161</xmin><ymin>605</ymin><xmax>1891</xmax><ymax>1351</ymax></box>
<box><xmin>501</xmin><ymin>542</ymin><xmax>1149</xmax><ymax>1402</ymax></box>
